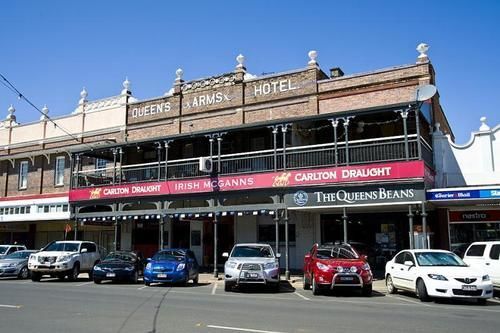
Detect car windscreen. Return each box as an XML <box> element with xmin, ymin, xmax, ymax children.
<box><xmin>0</xmin><ymin>246</ymin><xmax>8</xmax><ymax>254</ymax></box>
<box><xmin>4</xmin><ymin>251</ymin><xmax>32</xmax><ymax>259</ymax></box>
<box><xmin>231</xmin><ymin>246</ymin><xmax>273</xmax><ymax>258</ymax></box>
<box><xmin>43</xmin><ymin>242</ymin><xmax>79</xmax><ymax>252</ymax></box>
<box><xmin>415</xmin><ymin>252</ymin><xmax>467</xmax><ymax>267</ymax></box>
<box><xmin>317</xmin><ymin>246</ymin><xmax>359</xmax><ymax>259</ymax></box>
<box><xmin>153</xmin><ymin>250</ymin><xmax>185</xmax><ymax>261</ymax></box>
<box><xmin>104</xmin><ymin>252</ymin><xmax>136</xmax><ymax>262</ymax></box>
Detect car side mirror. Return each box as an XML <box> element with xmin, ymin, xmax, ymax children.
<box><xmin>146</xmin><ymin>258</ymin><xmax>152</xmax><ymax>262</ymax></box>
<box><xmin>304</xmin><ymin>253</ymin><xmax>311</xmax><ymax>259</ymax></box>
<box><xmin>404</xmin><ymin>260</ymin><xmax>414</xmax><ymax>267</ymax></box>
<box><xmin>276</xmin><ymin>253</ymin><xmax>281</xmax><ymax>258</ymax></box>
<box><xmin>81</xmin><ymin>248</ymin><xmax>88</xmax><ymax>253</ymax></box>
<box><xmin>361</xmin><ymin>255</ymin><xmax>368</xmax><ymax>261</ymax></box>
<box><xmin>222</xmin><ymin>252</ymin><xmax>229</xmax><ymax>258</ymax></box>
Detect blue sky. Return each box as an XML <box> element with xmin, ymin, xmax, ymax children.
<box><xmin>0</xmin><ymin>0</ymin><xmax>499</xmax><ymax>143</ymax></box>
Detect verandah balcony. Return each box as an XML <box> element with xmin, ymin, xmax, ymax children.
<box><xmin>72</xmin><ymin>134</ymin><xmax>433</xmax><ymax>189</ymax></box>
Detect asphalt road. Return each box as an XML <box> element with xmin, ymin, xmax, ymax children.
<box><xmin>1</xmin><ymin>276</ymin><xmax>500</xmax><ymax>333</ymax></box>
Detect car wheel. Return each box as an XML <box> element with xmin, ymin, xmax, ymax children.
<box><xmin>31</xmin><ymin>272</ymin><xmax>41</xmax><ymax>282</ymax></box>
<box><xmin>131</xmin><ymin>270</ymin><xmax>139</xmax><ymax>284</ymax></box>
<box><xmin>224</xmin><ymin>281</ymin><xmax>233</xmax><ymax>292</ymax></box>
<box><xmin>477</xmin><ymin>298</ymin><xmax>487</xmax><ymax>306</ymax></box>
<box><xmin>311</xmin><ymin>274</ymin><xmax>320</xmax><ymax>296</ymax></box>
<box><xmin>18</xmin><ymin>266</ymin><xmax>29</xmax><ymax>279</ymax></box>
<box><xmin>193</xmin><ymin>275</ymin><xmax>199</xmax><ymax>285</ymax></box>
<box><xmin>57</xmin><ymin>274</ymin><xmax>66</xmax><ymax>281</ymax></box>
<box><xmin>68</xmin><ymin>263</ymin><xmax>80</xmax><ymax>282</ymax></box>
<box><xmin>145</xmin><ymin>281</ymin><xmax>151</xmax><ymax>286</ymax></box>
<box><xmin>362</xmin><ymin>284</ymin><xmax>372</xmax><ymax>297</ymax></box>
<box><xmin>416</xmin><ymin>279</ymin><xmax>431</xmax><ymax>302</ymax></box>
<box><xmin>94</xmin><ymin>279</ymin><xmax>102</xmax><ymax>284</ymax></box>
<box><xmin>272</xmin><ymin>282</ymin><xmax>280</xmax><ymax>292</ymax></box>
<box><xmin>386</xmin><ymin>275</ymin><xmax>397</xmax><ymax>294</ymax></box>
<box><xmin>303</xmin><ymin>275</ymin><xmax>311</xmax><ymax>290</ymax></box>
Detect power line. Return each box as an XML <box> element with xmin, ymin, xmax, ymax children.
<box><xmin>0</xmin><ymin>73</ymin><xmax>94</xmax><ymax>150</ymax></box>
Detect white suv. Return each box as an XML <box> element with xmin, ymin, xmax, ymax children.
<box><xmin>28</xmin><ymin>241</ymin><xmax>101</xmax><ymax>281</ymax></box>
<box><xmin>463</xmin><ymin>241</ymin><xmax>500</xmax><ymax>290</ymax></box>
<box><xmin>223</xmin><ymin>243</ymin><xmax>280</xmax><ymax>292</ymax></box>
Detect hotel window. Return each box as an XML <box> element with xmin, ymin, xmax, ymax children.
<box><xmin>19</xmin><ymin>161</ymin><xmax>29</xmax><ymax>189</ymax></box>
<box><xmin>95</xmin><ymin>158</ymin><xmax>107</xmax><ymax>176</ymax></box>
<box><xmin>55</xmin><ymin>156</ymin><xmax>65</xmax><ymax>186</ymax></box>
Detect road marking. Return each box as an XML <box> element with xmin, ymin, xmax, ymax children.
<box><xmin>206</xmin><ymin>324</ymin><xmax>288</xmax><ymax>333</ymax></box>
<box><xmin>293</xmin><ymin>291</ymin><xmax>310</xmax><ymax>301</ymax></box>
<box><xmin>211</xmin><ymin>282</ymin><xmax>218</xmax><ymax>295</ymax></box>
<box><xmin>386</xmin><ymin>294</ymin><xmax>431</xmax><ymax>306</ymax></box>
<box><xmin>76</xmin><ymin>282</ymin><xmax>93</xmax><ymax>287</ymax></box>
<box><xmin>0</xmin><ymin>304</ymin><xmax>22</xmax><ymax>309</ymax></box>
<box><xmin>137</xmin><ymin>285</ymin><xmax>147</xmax><ymax>290</ymax></box>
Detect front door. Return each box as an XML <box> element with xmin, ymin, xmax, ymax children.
<box><xmin>190</xmin><ymin>221</ymin><xmax>203</xmax><ymax>265</ymax></box>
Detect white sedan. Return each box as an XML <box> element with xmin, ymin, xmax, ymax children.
<box><xmin>385</xmin><ymin>249</ymin><xmax>493</xmax><ymax>304</ymax></box>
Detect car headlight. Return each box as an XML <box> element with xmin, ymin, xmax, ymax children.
<box><xmin>124</xmin><ymin>266</ymin><xmax>134</xmax><ymax>271</ymax></box>
<box><xmin>350</xmin><ymin>266</ymin><xmax>358</xmax><ymax>273</ymax></box>
<box><xmin>264</xmin><ymin>262</ymin><xmax>278</xmax><ymax>270</ymax></box>
<box><xmin>336</xmin><ymin>266</ymin><xmax>344</xmax><ymax>273</ymax></box>
<box><xmin>93</xmin><ymin>265</ymin><xmax>102</xmax><ymax>271</ymax></box>
<box><xmin>482</xmin><ymin>274</ymin><xmax>490</xmax><ymax>281</ymax></box>
<box><xmin>176</xmin><ymin>263</ymin><xmax>186</xmax><ymax>271</ymax></box>
<box><xmin>57</xmin><ymin>255</ymin><xmax>72</xmax><ymax>262</ymax></box>
<box><xmin>226</xmin><ymin>262</ymin><xmax>237</xmax><ymax>269</ymax></box>
<box><xmin>316</xmin><ymin>262</ymin><xmax>329</xmax><ymax>272</ymax></box>
<box><xmin>7</xmin><ymin>263</ymin><xmax>17</xmax><ymax>268</ymax></box>
<box><xmin>29</xmin><ymin>255</ymin><xmax>36</xmax><ymax>263</ymax></box>
<box><xmin>362</xmin><ymin>263</ymin><xmax>371</xmax><ymax>271</ymax></box>
<box><xmin>428</xmin><ymin>274</ymin><xmax>448</xmax><ymax>281</ymax></box>
<box><xmin>145</xmin><ymin>263</ymin><xmax>152</xmax><ymax>270</ymax></box>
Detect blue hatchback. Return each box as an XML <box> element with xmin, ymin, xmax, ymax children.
<box><xmin>143</xmin><ymin>248</ymin><xmax>199</xmax><ymax>286</ymax></box>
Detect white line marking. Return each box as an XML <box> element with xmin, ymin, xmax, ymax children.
<box><xmin>211</xmin><ymin>282</ymin><xmax>218</xmax><ymax>295</ymax></box>
<box><xmin>137</xmin><ymin>285</ymin><xmax>147</xmax><ymax>290</ymax></box>
<box><xmin>0</xmin><ymin>304</ymin><xmax>22</xmax><ymax>309</ymax></box>
<box><xmin>386</xmin><ymin>294</ymin><xmax>431</xmax><ymax>306</ymax></box>
<box><xmin>293</xmin><ymin>291</ymin><xmax>310</xmax><ymax>301</ymax></box>
<box><xmin>206</xmin><ymin>325</ymin><xmax>288</xmax><ymax>333</ymax></box>
<box><xmin>76</xmin><ymin>282</ymin><xmax>93</xmax><ymax>287</ymax></box>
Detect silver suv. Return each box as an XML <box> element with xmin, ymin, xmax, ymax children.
<box><xmin>28</xmin><ymin>241</ymin><xmax>101</xmax><ymax>281</ymax></box>
<box><xmin>223</xmin><ymin>243</ymin><xmax>280</xmax><ymax>292</ymax></box>
<box><xmin>0</xmin><ymin>244</ymin><xmax>27</xmax><ymax>259</ymax></box>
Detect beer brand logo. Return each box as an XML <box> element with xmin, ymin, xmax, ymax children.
<box><xmin>272</xmin><ymin>172</ymin><xmax>291</xmax><ymax>187</ymax></box>
<box><xmin>89</xmin><ymin>188</ymin><xmax>102</xmax><ymax>199</ymax></box>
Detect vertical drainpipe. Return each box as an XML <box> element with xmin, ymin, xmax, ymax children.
<box><xmin>408</xmin><ymin>205</ymin><xmax>414</xmax><ymax>249</ymax></box>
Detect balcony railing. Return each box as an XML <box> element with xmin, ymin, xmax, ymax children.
<box><xmin>72</xmin><ymin>134</ymin><xmax>432</xmax><ymax>188</ymax></box>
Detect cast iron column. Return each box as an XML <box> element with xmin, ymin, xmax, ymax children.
<box><xmin>342</xmin><ymin>207</ymin><xmax>348</xmax><ymax>243</ymax></box>
<box><xmin>274</xmin><ymin>210</ymin><xmax>279</xmax><ymax>257</ymax></box>
<box><xmin>408</xmin><ymin>205</ymin><xmax>414</xmax><ymax>249</ymax></box>
<box><xmin>213</xmin><ymin>213</ymin><xmax>219</xmax><ymax>278</ymax></box>
<box><xmin>281</xmin><ymin>125</ymin><xmax>288</xmax><ymax>170</ymax></box>
<box><xmin>343</xmin><ymin>118</ymin><xmax>351</xmax><ymax>166</ymax></box>
<box><xmin>156</xmin><ymin>142</ymin><xmax>162</xmax><ymax>181</ymax></box>
<box><xmin>284</xmin><ymin>207</ymin><xmax>290</xmax><ymax>281</ymax></box>
<box><xmin>399</xmin><ymin>109</ymin><xmax>410</xmax><ymax>161</ymax></box>
<box><xmin>112</xmin><ymin>148</ymin><xmax>117</xmax><ymax>184</ymax></box>
<box><xmin>118</xmin><ymin>148</ymin><xmax>123</xmax><ymax>184</ymax></box>
<box><xmin>415</xmin><ymin>106</ymin><xmax>423</xmax><ymax>159</ymax></box>
<box><xmin>330</xmin><ymin>119</ymin><xmax>339</xmax><ymax>166</ymax></box>
<box><xmin>272</xmin><ymin>126</ymin><xmax>278</xmax><ymax>171</ymax></box>
<box><xmin>421</xmin><ymin>203</ymin><xmax>428</xmax><ymax>249</ymax></box>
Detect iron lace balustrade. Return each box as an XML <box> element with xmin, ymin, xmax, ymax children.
<box><xmin>72</xmin><ymin>134</ymin><xmax>431</xmax><ymax>188</ymax></box>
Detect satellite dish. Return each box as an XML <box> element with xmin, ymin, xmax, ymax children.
<box><xmin>415</xmin><ymin>84</ymin><xmax>437</xmax><ymax>102</ymax></box>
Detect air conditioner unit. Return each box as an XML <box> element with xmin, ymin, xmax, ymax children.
<box><xmin>199</xmin><ymin>157</ymin><xmax>213</xmax><ymax>173</ymax></box>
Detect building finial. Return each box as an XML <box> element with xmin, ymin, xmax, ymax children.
<box><xmin>235</xmin><ymin>54</ymin><xmax>246</xmax><ymax>72</ymax></box>
<box><xmin>6</xmin><ymin>104</ymin><xmax>15</xmax><ymax>120</ymax></box>
<box><xmin>175</xmin><ymin>68</ymin><xmax>183</xmax><ymax>83</ymax></box>
<box><xmin>40</xmin><ymin>104</ymin><xmax>49</xmax><ymax>121</ymax></box>
<box><xmin>308</xmin><ymin>50</ymin><xmax>318</xmax><ymax>67</ymax></box>
<box><xmin>121</xmin><ymin>77</ymin><xmax>131</xmax><ymax>95</ymax></box>
<box><xmin>79</xmin><ymin>87</ymin><xmax>88</xmax><ymax>105</ymax></box>
<box><xmin>416</xmin><ymin>43</ymin><xmax>430</xmax><ymax>63</ymax></box>
<box><xmin>479</xmin><ymin>116</ymin><xmax>490</xmax><ymax>131</ymax></box>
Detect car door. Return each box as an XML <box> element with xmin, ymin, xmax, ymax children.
<box><xmin>186</xmin><ymin>251</ymin><xmax>198</xmax><ymax>278</ymax></box>
<box><xmin>80</xmin><ymin>243</ymin><xmax>92</xmax><ymax>270</ymax></box>
<box><xmin>389</xmin><ymin>251</ymin><xmax>408</xmax><ymax>289</ymax></box>
<box><xmin>399</xmin><ymin>252</ymin><xmax>417</xmax><ymax>290</ymax></box>
<box><xmin>487</xmin><ymin>244</ymin><xmax>500</xmax><ymax>287</ymax></box>
<box><xmin>303</xmin><ymin>245</ymin><xmax>316</xmax><ymax>283</ymax></box>
<box><xmin>464</xmin><ymin>243</ymin><xmax>487</xmax><ymax>270</ymax></box>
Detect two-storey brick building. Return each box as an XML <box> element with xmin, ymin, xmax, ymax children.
<box><xmin>1</xmin><ymin>45</ymin><xmax>452</xmax><ymax>275</ymax></box>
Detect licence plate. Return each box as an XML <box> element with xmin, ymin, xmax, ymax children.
<box><xmin>462</xmin><ymin>285</ymin><xmax>477</xmax><ymax>291</ymax></box>
<box><xmin>157</xmin><ymin>273</ymin><xmax>167</xmax><ymax>278</ymax></box>
<box><xmin>246</xmin><ymin>273</ymin><xmax>259</xmax><ymax>278</ymax></box>
<box><xmin>340</xmin><ymin>276</ymin><xmax>354</xmax><ymax>281</ymax></box>
<box><xmin>106</xmin><ymin>273</ymin><xmax>116</xmax><ymax>278</ymax></box>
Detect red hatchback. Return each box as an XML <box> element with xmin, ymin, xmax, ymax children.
<box><xmin>303</xmin><ymin>243</ymin><xmax>373</xmax><ymax>296</ymax></box>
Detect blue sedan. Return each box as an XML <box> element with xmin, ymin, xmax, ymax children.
<box><xmin>144</xmin><ymin>249</ymin><xmax>199</xmax><ymax>286</ymax></box>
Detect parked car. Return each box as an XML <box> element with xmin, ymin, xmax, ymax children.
<box><xmin>223</xmin><ymin>243</ymin><xmax>280</xmax><ymax>292</ymax></box>
<box><xmin>463</xmin><ymin>241</ymin><xmax>500</xmax><ymax>290</ymax></box>
<box><xmin>451</xmin><ymin>243</ymin><xmax>471</xmax><ymax>258</ymax></box>
<box><xmin>28</xmin><ymin>241</ymin><xmax>101</xmax><ymax>282</ymax></box>
<box><xmin>143</xmin><ymin>249</ymin><xmax>199</xmax><ymax>286</ymax></box>
<box><xmin>0</xmin><ymin>250</ymin><xmax>37</xmax><ymax>279</ymax></box>
<box><xmin>0</xmin><ymin>245</ymin><xmax>27</xmax><ymax>259</ymax></box>
<box><xmin>385</xmin><ymin>249</ymin><xmax>493</xmax><ymax>304</ymax></box>
<box><xmin>93</xmin><ymin>251</ymin><xmax>143</xmax><ymax>284</ymax></box>
<box><xmin>303</xmin><ymin>243</ymin><xmax>373</xmax><ymax>296</ymax></box>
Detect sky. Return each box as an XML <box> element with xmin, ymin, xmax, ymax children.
<box><xmin>0</xmin><ymin>0</ymin><xmax>499</xmax><ymax>144</ymax></box>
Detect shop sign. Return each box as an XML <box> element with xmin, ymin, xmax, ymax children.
<box><xmin>69</xmin><ymin>160</ymin><xmax>425</xmax><ymax>202</ymax></box>
<box><xmin>427</xmin><ymin>188</ymin><xmax>500</xmax><ymax>201</ymax></box>
<box><xmin>449</xmin><ymin>210</ymin><xmax>500</xmax><ymax>223</ymax></box>
<box><xmin>285</xmin><ymin>185</ymin><xmax>425</xmax><ymax>208</ymax></box>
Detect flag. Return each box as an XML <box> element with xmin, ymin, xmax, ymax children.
<box><xmin>64</xmin><ymin>224</ymin><xmax>72</xmax><ymax>233</ymax></box>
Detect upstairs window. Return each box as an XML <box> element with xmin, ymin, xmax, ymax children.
<box><xmin>19</xmin><ymin>161</ymin><xmax>28</xmax><ymax>190</ymax></box>
<box><xmin>55</xmin><ymin>156</ymin><xmax>65</xmax><ymax>186</ymax></box>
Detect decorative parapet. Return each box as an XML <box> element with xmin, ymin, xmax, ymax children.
<box><xmin>181</xmin><ymin>72</ymin><xmax>239</xmax><ymax>93</ymax></box>
<box><xmin>82</xmin><ymin>94</ymin><xmax>125</xmax><ymax>113</ymax></box>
